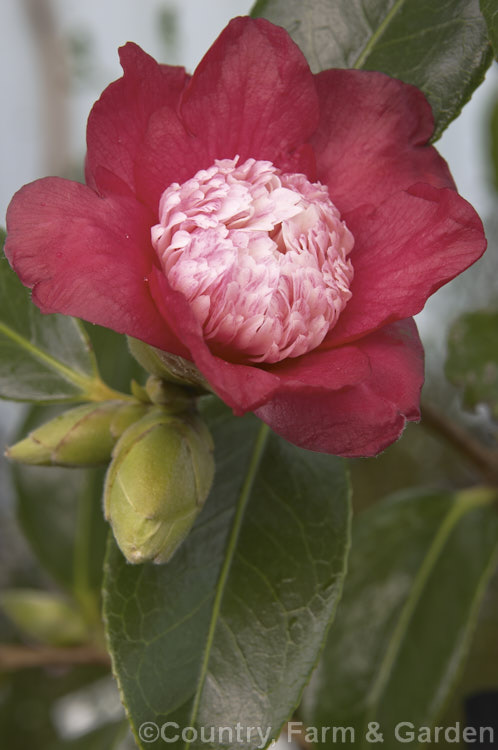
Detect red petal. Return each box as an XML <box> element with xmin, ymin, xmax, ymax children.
<box><xmin>134</xmin><ymin>108</ymin><xmax>205</xmax><ymax>212</ymax></box>
<box><xmin>148</xmin><ymin>269</ymin><xmax>281</xmax><ymax>413</ymax></box>
<box><xmin>135</xmin><ymin>115</ymin><xmax>319</xmax><ymax>212</ymax></box>
<box><xmin>85</xmin><ymin>43</ymin><xmax>189</xmax><ymax>196</ymax></box>
<box><xmin>312</xmin><ymin>70</ymin><xmax>454</xmax><ymax>215</ymax></box>
<box><xmin>149</xmin><ymin>267</ymin><xmax>374</xmax><ymax>415</ymax></box>
<box><xmin>135</xmin><ymin>17</ymin><xmax>320</xmax><ymax>210</ymax></box>
<box><xmin>263</xmin><ymin>345</ymin><xmax>371</xmax><ymax>391</ymax></box>
<box><xmin>256</xmin><ymin>320</ymin><xmax>424</xmax><ymax>457</ymax></box>
<box><xmin>180</xmin><ymin>17</ymin><xmax>319</xmax><ymax>169</ymax></box>
<box><xmin>324</xmin><ymin>183</ymin><xmax>487</xmax><ymax>347</ymax></box>
<box><xmin>5</xmin><ymin>177</ymin><xmax>184</xmax><ymax>354</ymax></box>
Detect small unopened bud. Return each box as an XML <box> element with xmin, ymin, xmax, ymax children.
<box><xmin>109</xmin><ymin>403</ymin><xmax>151</xmax><ymax>439</ymax></box>
<box><xmin>6</xmin><ymin>402</ymin><xmax>149</xmax><ymax>467</ymax></box>
<box><xmin>1</xmin><ymin>589</ymin><xmax>88</xmax><ymax>646</ymax></box>
<box><xmin>144</xmin><ymin>375</ymin><xmax>194</xmax><ymax>410</ymax></box>
<box><xmin>128</xmin><ymin>337</ymin><xmax>210</xmax><ymax>392</ymax></box>
<box><xmin>104</xmin><ymin>408</ymin><xmax>214</xmax><ymax>564</ymax></box>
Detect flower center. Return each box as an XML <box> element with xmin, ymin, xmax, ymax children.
<box><xmin>151</xmin><ymin>157</ymin><xmax>354</xmax><ymax>364</ymax></box>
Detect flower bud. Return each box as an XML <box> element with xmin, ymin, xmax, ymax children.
<box><xmin>5</xmin><ymin>401</ymin><xmax>149</xmax><ymax>467</ymax></box>
<box><xmin>104</xmin><ymin>408</ymin><xmax>214</xmax><ymax>564</ymax></box>
<box><xmin>0</xmin><ymin>589</ymin><xmax>89</xmax><ymax>646</ymax></box>
<box><xmin>128</xmin><ymin>337</ymin><xmax>210</xmax><ymax>392</ymax></box>
<box><xmin>144</xmin><ymin>375</ymin><xmax>194</xmax><ymax>411</ymax></box>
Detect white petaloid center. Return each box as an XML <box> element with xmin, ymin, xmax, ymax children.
<box><xmin>151</xmin><ymin>157</ymin><xmax>354</xmax><ymax>364</ymax></box>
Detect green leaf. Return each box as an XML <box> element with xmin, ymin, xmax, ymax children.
<box><xmin>16</xmin><ymin>466</ymin><xmax>108</xmax><ymax>623</ymax></box>
<box><xmin>437</xmin><ymin>565</ymin><xmax>498</xmax><ymax>742</ymax></box>
<box><xmin>0</xmin><ymin>239</ymin><xmax>121</xmax><ymax>403</ymax></box>
<box><xmin>481</xmin><ymin>0</ymin><xmax>498</xmax><ymax>57</ymax></box>
<box><xmin>251</xmin><ymin>0</ymin><xmax>492</xmax><ymax>140</ymax></box>
<box><xmin>84</xmin><ymin>324</ymin><xmax>145</xmax><ymax>394</ymax></box>
<box><xmin>301</xmin><ymin>487</ymin><xmax>498</xmax><ymax>749</ymax></box>
<box><xmin>103</xmin><ymin>401</ymin><xmax>351</xmax><ymax>749</ymax></box>
<box><xmin>445</xmin><ymin>309</ymin><xmax>498</xmax><ymax>418</ymax></box>
<box><xmin>12</xmin><ymin>406</ymin><xmax>109</xmax><ymax>621</ymax></box>
<box><xmin>0</xmin><ymin>589</ymin><xmax>89</xmax><ymax>646</ymax></box>
<box><xmin>15</xmin><ymin>464</ymin><xmax>91</xmax><ymax>590</ymax></box>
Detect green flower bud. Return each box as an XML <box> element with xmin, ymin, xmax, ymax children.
<box><xmin>6</xmin><ymin>401</ymin><xmax>149</xmax><ymax>467</ymax></box>
<box><xmin>104</xmin><ymin>408</ymin><xmax>214</xmax><ymax>564</ymax></box>
<box><xmin>128</xmin><ymin>337</ymin><xmax>210</xmax><ymax>392</ymax></box>
<box><xmin>109</xmin><ymin>402</ymin><xmax>151</xmax><ymax>439</ymax></box>
<box><xmin>0</xmin><ymin>589</ymin><xmax>89</xmax><ymax>646</ymax></box>
<box><xmin>144</xmin><ymin>375</ymin><xmax>194</xmax><ymax>410</ymax></box>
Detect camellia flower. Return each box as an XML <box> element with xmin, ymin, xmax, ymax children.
<box><xmin>5</xmin><ymin>17</ymin><xmax>486</xmax><ymax>457</ymax></box>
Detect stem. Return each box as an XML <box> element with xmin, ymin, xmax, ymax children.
<box><xmin>0</xmin><ymin>321</ymin><xmax>133</xmax><ymax>405</ymax></box>
<box><xmin>0</xmin><ymin>644</ymin><xmax>110</xmax><ymax>670</ymax></box>
<box><xmin>83</xmin><ymin>378</ymin><xmax>135</xmax><ymax>404</ymax></box>
<box><xmin>420</xmin><ymin>401</ymin><xmax>498</xmax><ymax>484</ymax></box>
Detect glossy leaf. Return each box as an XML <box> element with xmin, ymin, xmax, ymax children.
<box><xmin>0</xmin><ymin>233</ymin><xmax>118</xmax><ymax>403</ymax></box>
<box><xmin>103</xmin><ymin>401</ymin><xmax>351</xmax><ymax>750</ymax></box>
<box><xmin>251</xmin><ymin>0</ymin><xmax>492</xmax><ymax>140</ymax></box>
<box><xmin>301</xmin><ymin>487</ymin><xmax>498</xmax><ymax>749</ymax></box>
<box><xmin>481</xmin><ymin>0</ymin><xmax>498</xmax><ymax>57</ymax></box>
<box><xmin>445</xmin><ymin>309</ymin><xmax>498</xmax><ymax>418</ymax></box>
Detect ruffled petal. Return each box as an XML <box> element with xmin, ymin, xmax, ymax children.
<box><xmin>148</xmin><ymin>269</ymin><xmax>282</xmax><ymax>413</ymax></box>
<box><xmin>5</xmin><ymin>177</ymin><xmax>184</xmax><ymax>354</ymax></box>
<box><xmin>324</xmin><ymin>183</ymin><xmax>487</xmax><ymax>347</ymax></box>
<box><xmin>85</xmin><ymin>43</ymin><xmax>189</xmax><ymax>196</ymax></box>
<box><xmin>149</xmin><ymin>267</ymin><xmax>373</xmax><ymax>414</ymax></box>
<box><xmin>256</xmin><ymin>319</ymin><xmax>424</xmax><ymax>457</ymax></box>
<box><xmin>4</xmin><ymin>24</ymin><xmax>483</xmax><ymax>462</ymax></box>
<box><xmin>312</xmin><ymin>69</ymin><xmax>454</xmax><ymax>215</ymax></box>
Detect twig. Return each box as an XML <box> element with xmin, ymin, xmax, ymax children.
<box><xmin>420</xmin><ymin>401</ymin><xmax>498</xmax><ymax>484</ymax></box>
<box><xmin>0</xmin><ymin>643</ymin><xmax>111</xmax><ymax>671</ymax></box>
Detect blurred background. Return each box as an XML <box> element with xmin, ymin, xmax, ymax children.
<box><xmin>0</xmin><ymin>1</ymin><xmax>497</xmax><ymax>748</ymax></box>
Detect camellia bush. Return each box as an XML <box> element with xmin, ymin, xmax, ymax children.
<box><xmin>1</xmin><ymin>2</ymin><xmax>498</xmax><ymax>749</ymax></box>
